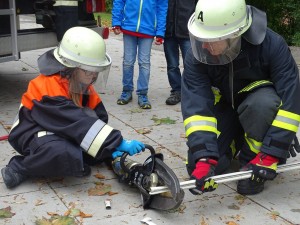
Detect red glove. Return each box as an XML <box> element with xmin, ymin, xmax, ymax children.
<box><xmin>155</xmin><ymin>37</ymin><xmax>164</xmax><ymax>45</ymax></box>
<box><xmin>190</xmin><ymin>158</ymin><xmax>218</xmax><ymax>195</ymax></box>
<box><xmin>247</xmin><ymin>152</ymin><xmax>279</xmax><ymax>182</ymax></box>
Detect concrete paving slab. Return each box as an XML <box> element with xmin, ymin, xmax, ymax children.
<box><xmin>0</xmin><ymin>190</ymin><xmax>69</xmax><ymax>225</ymax></box>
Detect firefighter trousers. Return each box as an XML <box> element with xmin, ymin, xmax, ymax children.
<box><xmin>216</xmin><ymin>86</ymin><xmax>281</xmax><ymax>172</ymax></box>
<box><xmin>187</xmin><ymin>86</ymin><xmax>281</xmax><ymax>175</ymax></box>
<box><xmin>8</xmin><ymin>133</ymin><xmax>86</xmax><ymax>177</ymax></box>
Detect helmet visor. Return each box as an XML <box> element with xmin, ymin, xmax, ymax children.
<box><xmin>64</xmin><ymin>64</ymin><xmax>111</xmax><ymax>95</ymax></box>
<box><xmin>189</xmin><ymin>33</ymin><xmax>241</xmax><ymax>65</ymax></box>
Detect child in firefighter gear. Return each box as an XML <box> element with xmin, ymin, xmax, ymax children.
<box><xmin>183</xmin><ymin>0</ymin><xmax>300</xmax><ymax>195</ymax></box>
<box><xmin>1</xmin><ymin>26</ymin><xmax>145</xmax><ymax>189</ymax></box>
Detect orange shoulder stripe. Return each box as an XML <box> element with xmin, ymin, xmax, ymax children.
<box><xmin>21</xmin><ymin>74</ymin><xmax>102</xmax><ymax>110</ymax></box>
<box><xmin>21</xmin><ymin>74</ymin><xmax>69</xmax><ymax>110</ymax></box>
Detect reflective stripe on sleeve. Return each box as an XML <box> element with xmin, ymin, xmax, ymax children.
<box><xmin>184</xmin><ymin>115</ymin><xmax>219</xmax><ymax>137</ymax></box>
<box><xmin>238</xmin><ymin>80</ymin><xmax>273</xmax><ymax>93</ymax></box>
<box><xmin>80</xmin><ymin>119</ymin><xmax>114</xmax><ymax>157</ymax></box>
<box><xmin>10</xmin><ymin>104</ymin><xmax>23</xmax><ymax>132</ymax></box>
<box><xmin>88</xmin><ymin>125</ymin><xmax>113</xmax><ymax>157</ymax></box>
<box><xmin>272</xmin><ymin>109</ymin><xmax>300</xmax><ymax>132</ymax></box>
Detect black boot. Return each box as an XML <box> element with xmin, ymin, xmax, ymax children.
<box><xmin>166</xmin><ymin>92</ymin><xmax>181</xmax><ymax>105</ymax></box>
<box><xmin>237</xmin><ymin>178</ymin><xmax>265</xmax><ymax>195</ymax></box>
<box><xmin>1</xmin><ymin>166</ymin><xmax>27</xmax><ymax>188</ymax></box>
<box><xmin>75</xmin><ymin>164</ymin><xmax>91</xmax><ymax>177</ymax></box>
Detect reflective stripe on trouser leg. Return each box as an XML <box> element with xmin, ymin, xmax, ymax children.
<box><xmin>237</xmin><ymin>87</ymin><xmax>281</xmax><ymax>141</ymax></box>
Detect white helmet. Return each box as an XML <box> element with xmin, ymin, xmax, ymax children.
<box><xmin>188</xmin><ymin>0</ymin><xmax>252</xmax><ymax>65</ymax></box>
<box><xmin>54</xmin><ymin>26</ymin><xmax>112</xmax><ymax>90</ymax></box>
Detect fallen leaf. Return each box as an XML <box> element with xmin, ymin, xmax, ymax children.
<box><xmin>0</xmin><ymin>206</ymin><xmax>15</xmax><ymax>218</ymax></box>
<box><xmin>47</xmin><ymin>212</ymin><xmax>59</xmax><ymax>216</ymax></box>
<box><xmin>180</xmin><ymin>133</ymin><xmax>186</xmax><ymax>138</ymax></box>
<box><xmin>94</xmin><ymin>173</ymin><xmax>106</xmax><ymax>179</ymax></box>
<box><xmin>108</xmin><ymin>191</ymin><xmax>118</xmax><ymax>196</ymax></box>
<box><xmin>228</xmin><ymin>203</ymin><xmax>240</xmax><ymax>210</ymax></box>
<box><xmin>226</xmin><ymin>221</ymin><xmax>239</xmax><ymax>225</ymax></box>
<box><xmin>130</xmin><ymin>108</ymin><xmax>143</xmax><ymax>113</ymax></box>
<box><xmin>79</xmin><ymin>211</ymin><xmax>92</xmax><ymax>218</ymax></box>
<box><xmin>35</xmin><ymin>199</ymin><xmax>46</xmax><ymax>206</ymax></box>
<box><xmin>270</xmin><ymin>211</ymin><xmax>280</xmax><ymax>220</ymax></box>
<box><xmin>35</xmin><ymin>215</ymin><xmax>77</xmax><ymax>225</ymax></box>
<box><xmin>200</xmin><ymin>217</ymin><xmax>209</xmax><ymax>225</ymax></box>
<box><xmin>136</xmin><ymin>128</ymin><xmax>152</xmax><ymax>134</ymax></box>
<box><xmin>88</xmin><ymin>182</ymin><xmax>112</xmax><ymax>196</ymax></box>
<box><xmin>68</xmin><ymin>208</ymin><xmax>81</xmax><ymax>217</ymax></box>
<box><xmin>151</xmin><ymin>116</ymin><xmax>176</xmax><ymax>125</ymax></box>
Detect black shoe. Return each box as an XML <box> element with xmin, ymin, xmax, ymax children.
<box><xmin>237</xmin><ymin>178</ymin><xmax>265</xmax><ymax>195</ymax></box>
<box><xmin>75</xmin><ymin>164</ymin><xmax>91</xmax><ymax>177</ymax></box>
<box><xmin>166</xmin><ymin>92</ymin><xmax>181</xmax><ymax>105</ymax></box>
<box><xmin>1</xmin><ymin>166</ymin><xmax>27</xmax><ymax>189</ymax></box>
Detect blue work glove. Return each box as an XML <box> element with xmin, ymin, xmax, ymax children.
<box><xmin>112</xmin><ymin>151</ymin><xmax>123</xmax><ymax>159</ymax></box>
<box><xmin>115</xmin><ymin>139</ymin><xmax>145</xmax><ymax>156</ymax></box>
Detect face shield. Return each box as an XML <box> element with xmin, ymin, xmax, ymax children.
<box><xmin>189</xmin><ymin>34</ymin><xmax>242</xmax><ymax>65</ymax></box>
<box><xmin>60</xmin><ymin>54</ymin><xmax>112</xmax><ymax>95</ymax></box>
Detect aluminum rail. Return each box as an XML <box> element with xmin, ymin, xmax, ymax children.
<box><xmin>149</xmin><ymin>161</ymin><xmax>300</xmax><ymax>195</ymax></box>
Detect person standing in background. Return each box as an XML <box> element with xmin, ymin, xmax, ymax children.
<box><xmin>164</xmin><ymin>0</ymin><xmax>198</xmax><ymax>105</ymax></box>
<box><xmin>112</xmin><ymin>0</ymin><xmax>168</xmax><ymax>109</ymax></box>
<box><xmin>53</xmin><ymin>0</ymin><xmax>78</xmax><ymax>41</ymax></box>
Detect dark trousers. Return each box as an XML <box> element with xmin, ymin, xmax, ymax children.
<box><xmin>217</xmin><ymin>86</ymin><xmax>281</xmax><ymax>171</ymax></box>
<box><xmin>187</xmin><ymin>86</ymin><xmax>281</xmax><ymax>175</ymax></box>
<box><xmin>8</xmin><ymin>134</ymin><xmax>85</xmax><ymax>177</ymax></box>
<box><xmin>163</xmin><ymin>37</ymin><xmax>191</xmax><ymax>93</ymax></box>
<box><xmin>54</xmin><ymin>6</ymin><xmax>78</xmax><ymax>41</ymax></box>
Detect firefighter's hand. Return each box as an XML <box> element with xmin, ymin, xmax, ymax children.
<box><xmin>116</xmin><ymin>139</ymin><xmax>145</xmax><ymax>156</ymax></box>
<box><xmin>189</xmin><ymin>158</ymin><xmax>218</xmax><ymax>195</ymax></box>
<box><xmin>248</xmin><ymin>153</ymin><xmax>278</xmax><ymax>181</ymax></box>
<box><xmin>112</xmin><ymin>26</ymin><xmax>121</xmax><ymax>35</ymax></box>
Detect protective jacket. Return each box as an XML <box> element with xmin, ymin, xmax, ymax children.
<box><xmin>9</xmin><ymin>74</ymin><xmax>122</xmax><ymax>161</ymax></box>
<box><xmin>164</xmin><ymin>0</ymin><xmax>198</xmax><ymax>39</ymax></box>
<box><xmin>111</xmin><ymin>0</ymin><xmax>168</xmax><ymax>37</ymax></box>
<box><xmin>182</xmin><ymin>7</ymin><xmax>300</xmax><ymax>163</ymax></box>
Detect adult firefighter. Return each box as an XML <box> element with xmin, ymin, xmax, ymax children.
<box><xmin>1</xmin><ymin>27</ymin><xmax>145</xmax><ymax>188</ymax></box>
<box><xmin>183</xmin><ymin>0</ymin><xmax>300</xmax><ymax>195</ymax></box>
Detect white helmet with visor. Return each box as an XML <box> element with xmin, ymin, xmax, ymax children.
<box><xmin>54</xmin><ymin>26</ymin><xmax>112</xmax><ymax>91</ymax></box>
<box><xmin>188</xmin><ymin>0</ymin><xmax>252</xmax><ymax>65</ymax></box>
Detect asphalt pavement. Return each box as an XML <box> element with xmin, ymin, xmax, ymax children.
<box><xmin>0</xmin><ymin>32</ymin><xmax>300</xmax><ymax>225</ymax></box>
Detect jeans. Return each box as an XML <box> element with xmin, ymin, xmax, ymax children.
<box><xmin>163</xmin><ymin>37</ymin><xmax>191</xmax><ymax>93</ymax></box>
<box><xmin>122</xmin><ymin>34</ymin><xmax>153</xmax><ymax>95</ymax></box>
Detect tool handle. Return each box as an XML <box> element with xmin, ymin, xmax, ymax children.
<box><xmin>150</xmin><ymin>161</ymin><xmax>300</xmax><ymax>195</ymax></box>
<box><xmin>120</xmin><ymin>144</ymin><xmax>155</xmax><ymax>173</ymax></box>
<box><xmin>0</xmin><ymin>135</ymin><xmax>9</xmax><ymax>141</ymax></box>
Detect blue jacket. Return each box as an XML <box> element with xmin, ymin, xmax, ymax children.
<box><xmin>112</xmin><ymin>0</ymin><xmax>168</xmax><ymax>37</ymax></box>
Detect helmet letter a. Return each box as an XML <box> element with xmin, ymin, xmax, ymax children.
<box><xmin>198</xmin><ymin>11</ymin><xmax>203</xmax><ymax>22</ymax></box>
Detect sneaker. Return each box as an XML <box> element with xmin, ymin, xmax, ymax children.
<box><xmin>1</xmin><ymin>166</ymin><xmax>27</xmax><ymax>188</ymax></box>
<box><xmin>166</xmin><ymin>92</ymin><xmax>181</xmax><ymax>105</ymax></box>
<box><xmin>117</xmin><ymin>91</ymin><xmax>132</xmax><ymax>105</ymax></box>
<box><xmin>237</xmin><ymin>178</ymin><xmax>265</xmax><ymax>195</ymax></box>
<box><xmin>138</xmin><ymin>95</ymin><xmax>151</xmax><ymax>109</ymax></box>
<box><xmin>75</xmin><ymin>164</ymin><xmax>91</xmax><ymax>177</ymax></box>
